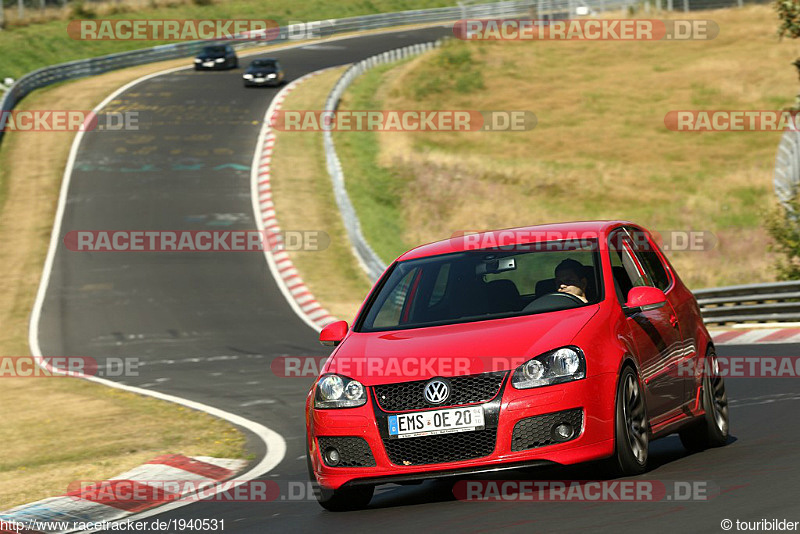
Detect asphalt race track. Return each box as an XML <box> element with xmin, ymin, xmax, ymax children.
<box><xmin>35</xmin><ymin>26</ymin><xmax>800</xmax><ymax>533</ymax></box>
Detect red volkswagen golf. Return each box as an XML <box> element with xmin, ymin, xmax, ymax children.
<box><xmin>305</xmin><ymin>221</ymin><xmax>729</xmax><ymax>511</ymax></box>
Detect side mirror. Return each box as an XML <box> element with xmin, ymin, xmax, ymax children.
<box><xmin>319</xmin><ymin>320</ymin><xmax>348</xmax><ymax>347</ymax></box>
<box><xmin>624</xmin><ymin>286</ymin><xmax>667</xmax><ymax>314</ymax></box>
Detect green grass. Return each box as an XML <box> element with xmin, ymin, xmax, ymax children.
<box><xmin>0</xmin><ymin>0</ymin><xmax>457</xmax><ymax>81</ymax></box>
<box><xmin>333</xmin><ymin>61</ymin><xmax>414</xmax><ymax>263</ymax></box>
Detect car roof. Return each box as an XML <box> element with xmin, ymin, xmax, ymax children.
<box><xmin>396</xmin><ymin>220</ymin><xmax>636</xmax><ymax>262</ymax></box>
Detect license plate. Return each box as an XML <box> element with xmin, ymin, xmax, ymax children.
<box><xmin>203</xmin><ymin>61</ymin><xmax>214</xmax><ymax>67</ymax></box>
<box><xmin>388</xmin><ymin>406</ymin><xmax>484</xmax><ymax>439</ymax></box>
<box><xmin>254</xmin><ymin>78</ymin><xmax>265</xmax><ymax>82</ymax></box>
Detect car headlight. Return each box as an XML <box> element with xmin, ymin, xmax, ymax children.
<box><xmin>243</xmin><ymin>74</ymin><xmax>253</xmax><ymax>79</ymax></box>
<box><xmin>512</xmin><ymin>347</ymin><xmax>586</xmax><ymax>389</ymax></box>
<box><xmin>215</xmin><ymin>58</ymin><xmax>225</xmax><ymax>63</ymax></box>
<box><xmin>267</xmin><ymin>73</ymin><xmax>276</xmax><ymax>78</ymax></box>
<box><xmin>194</xmin><ymin>58</ymin><xmax>202</xmax><ymax>63</ymax></box>
<box><xmin>315</xmin><ymin>374</ymin><xmax>367</xmax><ymax>409</ymax></box>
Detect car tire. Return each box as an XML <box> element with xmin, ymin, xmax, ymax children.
<box><xmin>679</xmin><ymin>349</ymin><xmax>729</xmax><ymax>451</ymax></box>
<box><xmin>306</xmin><ymin>439</ymin><xmax>374</xmax><ymax>511</ymax></box>
<box><xmin>609</xmin><ymin>365</ymin><xmax>649</xmax><ymax>476</ymax></box>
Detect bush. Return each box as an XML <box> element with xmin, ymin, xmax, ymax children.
<box><xmin>413</xmin><ymin>74</ymin><xmax>445</xmax><ymax>99</ymax></box>
<box><xmin>411</xmin><ymin>41</ymin><xmax>486</xmax><ymax>99</ymax></box>
<box><xmin>436</xmin><ymin>45</ymin><xmax>473</xmax><ymax>69</ymax></box>
<box><xmin>766</xmin><ymin>198</ymin><xmax>800</xmax><ymax>279</ymax></box>
<box><xmin>108</xmin><ymin>4</ymin><xmax>132</xmax><ymax>15</ymax></box>
<box><xmin>70</xmin><ymin>1</ymin><xmax>97</xmax><ymax>19</ymax></box>
<box><xmin>455</xmin><ymin>73</ymin><xmax>485</xmax><ymax>93</ymax></box>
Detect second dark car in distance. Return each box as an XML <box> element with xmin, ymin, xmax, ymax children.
<box><xmin>243</xmin><ymin>58</ymin><xmax>285</xmax><ymax>87</ymax></box>
<box><xmin>194</xmin><ymin>44</ymin><xmax>238</xmax><ymax>70</ymax></box>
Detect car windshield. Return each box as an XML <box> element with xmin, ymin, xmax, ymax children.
<box><xmin>202</xmin><ymin>46</ymin><xmax>226</xmax><ymax>56</ymax></box>
<box><xmin>357</xmin><ymin>240</ymin><xmax>602</xmax><ymax>332</ymax></box>
<box><xmin>251</xmin><ymin>59</ymin><xmax>276</xmax><ymax>67</ymax></box>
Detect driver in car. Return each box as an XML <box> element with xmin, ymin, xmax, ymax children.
<box><xmin>555</xmin><ymin>259</ymin><xmax>589</xmax><ymax>303</ymax></box>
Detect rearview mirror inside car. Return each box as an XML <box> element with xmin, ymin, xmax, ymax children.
<box><xmin>476</xmin><ymin>257</ymin><xmax>516</xmax><ymax>275</ymax></box>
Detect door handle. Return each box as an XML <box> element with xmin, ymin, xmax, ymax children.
<box><xmin>669</xmin><ymin>314</ymin><xmax>679</xmax><ymax>328</ymax></box>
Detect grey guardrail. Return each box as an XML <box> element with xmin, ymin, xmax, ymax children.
<box><xmin>694</xmin><ymin>281</ymin><xmax>800</xmax><ymax>324</ymax></box>
<box><xmin>322</xmin><ymin>42</ymin><xmax>445</xmax><ymax>281</ymax></box>
<box><xmin>0</xmin><ymin>0</ymin><xmax>542</xmax><ymax>147</ymax></box>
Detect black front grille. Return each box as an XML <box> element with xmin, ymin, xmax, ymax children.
<box><xmin>317</xmin><ymin>436</ymin><xmax>376</xmax><ymax>467</ymax></box>
<box><xmin>373</xmin><ymin>372</ymin><xmax>507</xmax><ymax>412</ymax></box>
<box><xmin>511</xmin><ymin>408</ymin><xmax>584</xmax><ymax>452</ymax></box>
<box><xmin>383</xmin><ymin>428</ymin><xmax>497</xmax><ymax>466</ymax></box>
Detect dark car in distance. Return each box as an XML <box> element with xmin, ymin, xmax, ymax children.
<box><xmin>194</xmin><ymin>45</ymin><xmax>238</xmax><ymax>70</ymax></box>
<box><xmin>243</xmin><ymin>58</ymin><xmax>285</xmax><ymax>87</ymax></box>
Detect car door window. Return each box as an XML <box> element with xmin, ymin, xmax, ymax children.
<box><xmin>626</xmin><ymin>229</ymin><xmax>672</xmax><ymax>292</ymax></box>
<box><xmin>609</xmin><ymin>231</ymin><xmax>650</xmax><ymax>303</ymax></box>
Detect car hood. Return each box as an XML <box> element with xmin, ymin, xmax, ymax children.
<box><xmin>324</xmin><ymin>305</ymin><xmax>600</xmax><ymax>386</ymax></box>
<box><xmin>247</xmin><ymin>69</ymin><xmax>278</xmax><ymax>75</ymax></box>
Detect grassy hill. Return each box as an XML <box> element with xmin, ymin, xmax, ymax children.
<box><xmin>335</xmin><ymin>5</ymin><xmax>795</xmax><ymax>288</ymax></box>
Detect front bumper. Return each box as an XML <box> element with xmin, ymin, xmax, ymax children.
<box><xmin>244</xmin><ymin>77</ymin><xmax>280</xmax><ymax>86</ymax></box>
<box><xmin>308</xmin><ymin>373</ymin><xmax>617</xmax><ymax>490</ymax></box>
<box><xmin>195</xmin><ymin>61</ymin><xmax>228</xmax><ymax>70</ymax></box>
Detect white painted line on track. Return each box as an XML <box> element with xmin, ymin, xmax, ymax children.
<box><xmin>24</xmin><ymin>22</ymin><xmax>448</xmax><ymax>532</ymax></box>
<box><xmin>25</xmin><ymin>60</ymin><xmax>296</xmax><ymax>534</ymax></box>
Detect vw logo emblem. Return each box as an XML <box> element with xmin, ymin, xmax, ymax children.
<box><xmin>424</xmin><ymin>379</ymin><xmax>450</xmax><ymax>404</ymax></box>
